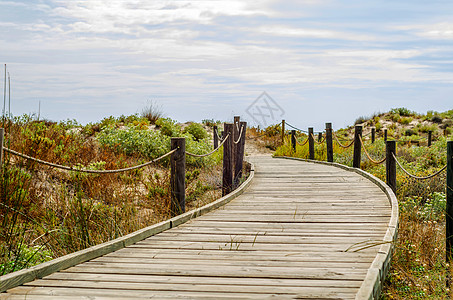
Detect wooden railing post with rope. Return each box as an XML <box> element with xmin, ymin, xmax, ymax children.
<box><xmin>281</xmin><ymin>119</ymin><xmax>285</xmax><ymax>145</ymax></box>
<box><xmin>326</xmin><ymin>123</ymin><xmax>333</xmax><ymax>163</ymax></box>
<box><xmin>308</xmin><ymin>127</ymin><xmax>314</xmax><ymax>160</ymax></box>
<box><xmin>213</xmin><ymin>125</ymin><xmax>218</xmax><ymax>149</ymax></box>
<box><xmin>222</xmin><ymin>123</ymin><xmax>234</xmax><ymax>196</ymax></box>
<box><xmin>384</xmin><ymin>129</ymin><xmax>388</xmax><ymax>142</ymax></box>
<box><xmin>291</xmin><ymin>130</ymin><xmax>296</xmax><ymax>152</ymax></box>
<box><xmin>170</xmin><ymin>137</ymin><xmax>186</xmax><ymax>216</ymax></box>
<box><xmin>371</xmin><ymin>127</ymin><xmax>376</xmax><ymax>144</ymax></box>
<box><xmin>353</xmin><ymin>125</ymin><xmax>362</xmax><ymax>168</ymax></box>
<box><xmin>428</xmin><ymin>130</ymin><xmax>432</xmax><ymax>147</ymax></box>
<box><xmin>234</xmin><ymin>121</ymin><xmax>246</xmax><ymax>188</ymax></box>
<box><xmin>447</xmin><ymin>141</ymin><xmax>453</xmax><ymax>263</ymax></box>
<box><xmin>386</xmin><ymin>140</ymin><xmax>397</xmax><ymax>194</ymax></box>
<box><xmin>233</xmin><ymin>116</ymin><xmax>240</xmax><ymax>168</ymax></box>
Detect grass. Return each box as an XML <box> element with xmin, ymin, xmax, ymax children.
<box><xmin>273</xmin><ymin>112</ymin><xmax>452</xmax><ymax>299</ymax></box>
<box><xmin>0</xmin><ymin>114</ymin><xmax>224</xmax><ymax>275</ymax></box>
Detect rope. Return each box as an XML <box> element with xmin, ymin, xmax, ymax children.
<box><xmin>186</xmin><ymin>134</ymin><xmax>230</xmax><ymax>157</ymax></box>
<box><xmin>311</xmin><ymin>133</ymin><xmax>326</xmax><ymax>144</ymax></box>
<box><xmin>285</xmin><ymin>122</ymin><xmax>308</xmax><ymax>133</ymax></box>
<box><xmin>333</xmin><ymin>132</ymin><xmax>354</xmax><ymax>148</ymax></box>
<box><xmin>392</xmin><ymin>153</ymin><xmax>447</xmax><ymax>180</ymax></box>
<box><xmin>358</xmin><ymin>135</ymin><xmax>386</xmax><ymax>164</ymax></box>
<box><xmin>215</xmin><ymin>128</ymin><xmax>223</xmax><ymax>141</ymax></box>
<box><xmin>233</xmin><ymin>125</ymin><xmax>245</xmax><ymax>144</ymax></box>
<box><xmin>3</xmin><ymin>147</ymin><xmax>177</xmax><ymax>173</ymax></box>
<box><xmin>296</xmin><ymin>137</ymin><xmax>309</xmax><ymax>146</ymax></box>
<box><xmin>285</xmin><ymin>122</ymin><xmax>324</xmax><ymax>134</ymax></box>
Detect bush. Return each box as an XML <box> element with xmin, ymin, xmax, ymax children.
<box><xmin>390</xmin><ymin>113</ymin><xmax>400</xmax><ymax>122</ymax></box>
<box><xmin>431</xmin><ymin>115</ymin><xmax>443</xmax><ymax>124</ymax></box>
<box><xmin>399</xmin><ymin>116</ymin><xmax>413</xmax><ymax>125</ymax></box>
<box><xmin>354</xmin><ymin>116</ymin><xmax>368</xmax><ymax>125</ymax></box>
<box><xmin>183</xmin><ymin>123</ymin><xmax>208</xmax><ymax>141</ymax></box>
<box><xmin>405</xmin><ymin>129</ymin><xmax>416</xmax><ymax>136</ymax></box>
<box><xmin>202</xmin><ymin>119</ymin><xmax>220</xmax><ymax>127</ymax></box>
<box><xmin>391</xmin><ymin>107</ymin><xmax>415</xmax><ymax>117</ymax></box>
<box><xmin>155</xmin><ymin>118</ymin><xmax>181</xmax><ymax>137</ymax></box>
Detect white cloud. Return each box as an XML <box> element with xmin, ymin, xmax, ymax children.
<box><xmin>255</xmin><ymin>25</ymin><xmax>374</xmax><ymax>41</ymax></box>
<box><xmin>396</xmin><ymin>22</ymin><xmax>453</xmax><ymax>39</ymax></box>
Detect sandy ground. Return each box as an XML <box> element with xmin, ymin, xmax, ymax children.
<box><xmin>244</xmin><ymin>137</ymin><xmax>273</xmax><ymax>156</ymax></box>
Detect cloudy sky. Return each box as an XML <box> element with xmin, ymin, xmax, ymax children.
<box><xmin>1</xmin><ymin>0</ymin><xmax>453</xmax><ymax>129</ymax></box>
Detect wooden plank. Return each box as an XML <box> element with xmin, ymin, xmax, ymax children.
<box><xmin>23</xmin><ymin>279</ymin><xmax>360</xmax><ymax>295</ymax></box>
<box><xmin>4</xmin><ymin>286</ymin><xmax>355</xmax><ymax>299</ymax></box>
<box><xmin>63</xmin><ymin>264</ymin><xmax>367</xmax><ymax>280</ymax></box>
<box><xmin>44</xmin><ymin>272</ymin><xmax>364</xmax><ymax>288</ymax></box>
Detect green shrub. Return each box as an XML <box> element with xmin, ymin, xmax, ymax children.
<box><xmin>354</xmin><ymin>116</ymin><xmax>368</xmax><ymax>125</ymax></box>
<box><xmin>202</xmin><ymin>119</ymin><xmax>220</xmax><ymax>127</ymax></box>
<box><xmin>431</xmin><ymin>115</ymin><xmax>443</xmax><ymax>124</ymax></box>
<box><xmin>399</xmin><ymin>116</ymin><xmax>413</xmax><ymax>125</ymax></box>
<box><xmin>391</xmin><ymin>113</ymin><xmax>400</xmax><ymax>122</ymax></box>
<box><xmin>391</xmin><ymin>107</ymin><xmax>415</xmax><ymax>117</ymax></box>
<box><xmin>405</xmin><ymin>129</ymin><xmax>416</xmax><ymax>136</ymax></box>
<box><xmin>155</xmin><ymin>118</ymin><xmax>181</xmax><ymax>137</ymax></box>
<box><xmin>183</xmin><ymin>123</ymin><xmax>208</xmax><ymax>141</ymax></box>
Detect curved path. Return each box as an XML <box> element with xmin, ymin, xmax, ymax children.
<box><xmin>1</xmin><ymin>156</ymin><xmax>397</xmax><ymax>300</ymax></box>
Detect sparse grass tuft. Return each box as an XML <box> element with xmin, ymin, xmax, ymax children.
<box><xmin>141</xmin><ymin>100</ymin><xmax>164</xmax><ymax>124</ymax></box>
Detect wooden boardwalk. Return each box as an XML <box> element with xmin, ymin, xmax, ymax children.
<box><xmin>1</xmin><ymin>156</ymin><xmax>397</xmax><ymax>299</ymax></box>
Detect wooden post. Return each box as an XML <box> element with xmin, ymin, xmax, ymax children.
<box><xmin>234</xmin><ymin>121</ymin><xmax>247</xmax><ymax>187</ymax></box>
<box><xmin>0</xmin><ymin>128</ymin><xmax>3</xmax><ymax>171</ymax></box>
<box><xmin>281</xmin><ymin>120</ymin><xmax>285</xmax><ymax>145</ymax></box>
<box><xmin>384</xmin><ymin>129</ymin><xmax>388</xmax><ymax>142</ymax></box>
<box><xmin>386</xmin><ymin>140</ymin><xmax>397</xmax><ymax>194</ymax></box>
<box><xmin>233</xmin><ymin>116</ymin><xmax>240</xmax><ymax>175</ymax></box>
<box><xmin>326</xmin><ymin>123</ymin><xmax>333</xmax><ymax>163</ymax></box>
<box><xmin>222</xmin><ymin>123</ymin><xmax>234</xmax><ymax>196</ymax></box>
<box><xmin>353</xmin><ymin>125</ymin><xmax>363</xmax><ymax>169</ymax></box>
<box><xmin>308</xmin><ymin>127</ymin><xmax>315</xmax><ymax>160</ymax></box>
<box><xmin>213</xmin><ymin>125</ymin><xmax>218</xmax><ymax>149</ymax></box>
<box><xmin>291</xmin><ymin>130</ymin><xmax>296</xmax><ymax>152</ymax></box>
<box><xmin>318</xmin><ymin>132</ymin><xmax>322</xmax><ymax>143</ymax></box>
<box><xmin>428</xmin><ymin>131</ymin><xmax>432</xmax><ymax>147</ymax></box>
<box><xmin>371</xmin><ymin>127</ymin><xmax>376</xmax><ymax>144</ymax></box>
<box><xmin>447</xmin><ymin>141</ymin><xmax>453</xmax><ymax>262</ymax></box>
<box><xmin>170</xmin><ymin>137</ymin><xmax>186</xmax><ymax>216</ymax></box>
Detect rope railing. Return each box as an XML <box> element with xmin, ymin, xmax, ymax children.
<box><xmin>285</xmin><ymin>122</ymin><xmax>324</xmax><ymax>134</ymax></box>
<box><xmin>215</xmin><ymin>128</ymin><xmax>223</xmax><ymax>141</ymax></box>
<box><xmin>392</xmin><ymin>153</ymin><xmax>447</xmax><ymax>180</ymax></box>
<box><xmin>358</xmin><ymin>135</ymin><xmax>386</xmax><ymax>164</ymax></box>
<box><xmin>3</xmin><ymin>147</ymin><xmax>177</xmax><ymax>173</ymax></box>
<box><xmin>187</xmin><ymin>134</ymin><xmax>230</xmax><ymax>157</ymax></box>
<box><xmin>333</xmin><ymin>132</ymin><xmax>355</xmax><ymax>148</ymax></box>
<box><xmin>233</xmin><ymin>126</ymin><xmax>244</xmax><ymax>145</ymax></box>
<box><xmin>311</xmin><ymin>133</ymin><xmax>326</xmax><ymax>144</ymax></box>
<box><xmin>296</xmin><ymin>136</ymin><xmax>309</xmax><ymax>146</ymax></box>
<box><xmin>0</xmin><ymin>116</ymin><xmax>249</xmax><ymax>219</ymax></box>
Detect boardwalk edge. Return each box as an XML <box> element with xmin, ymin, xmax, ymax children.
<box><xmin>0</xmin><ymin>163</ymin><xmax>255</xmax><ymax>293</ymax></box>
<box><xmin>275</xmin><ymin>156</ymin><xmax>398</xmax><ymax>300</ymax></box>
